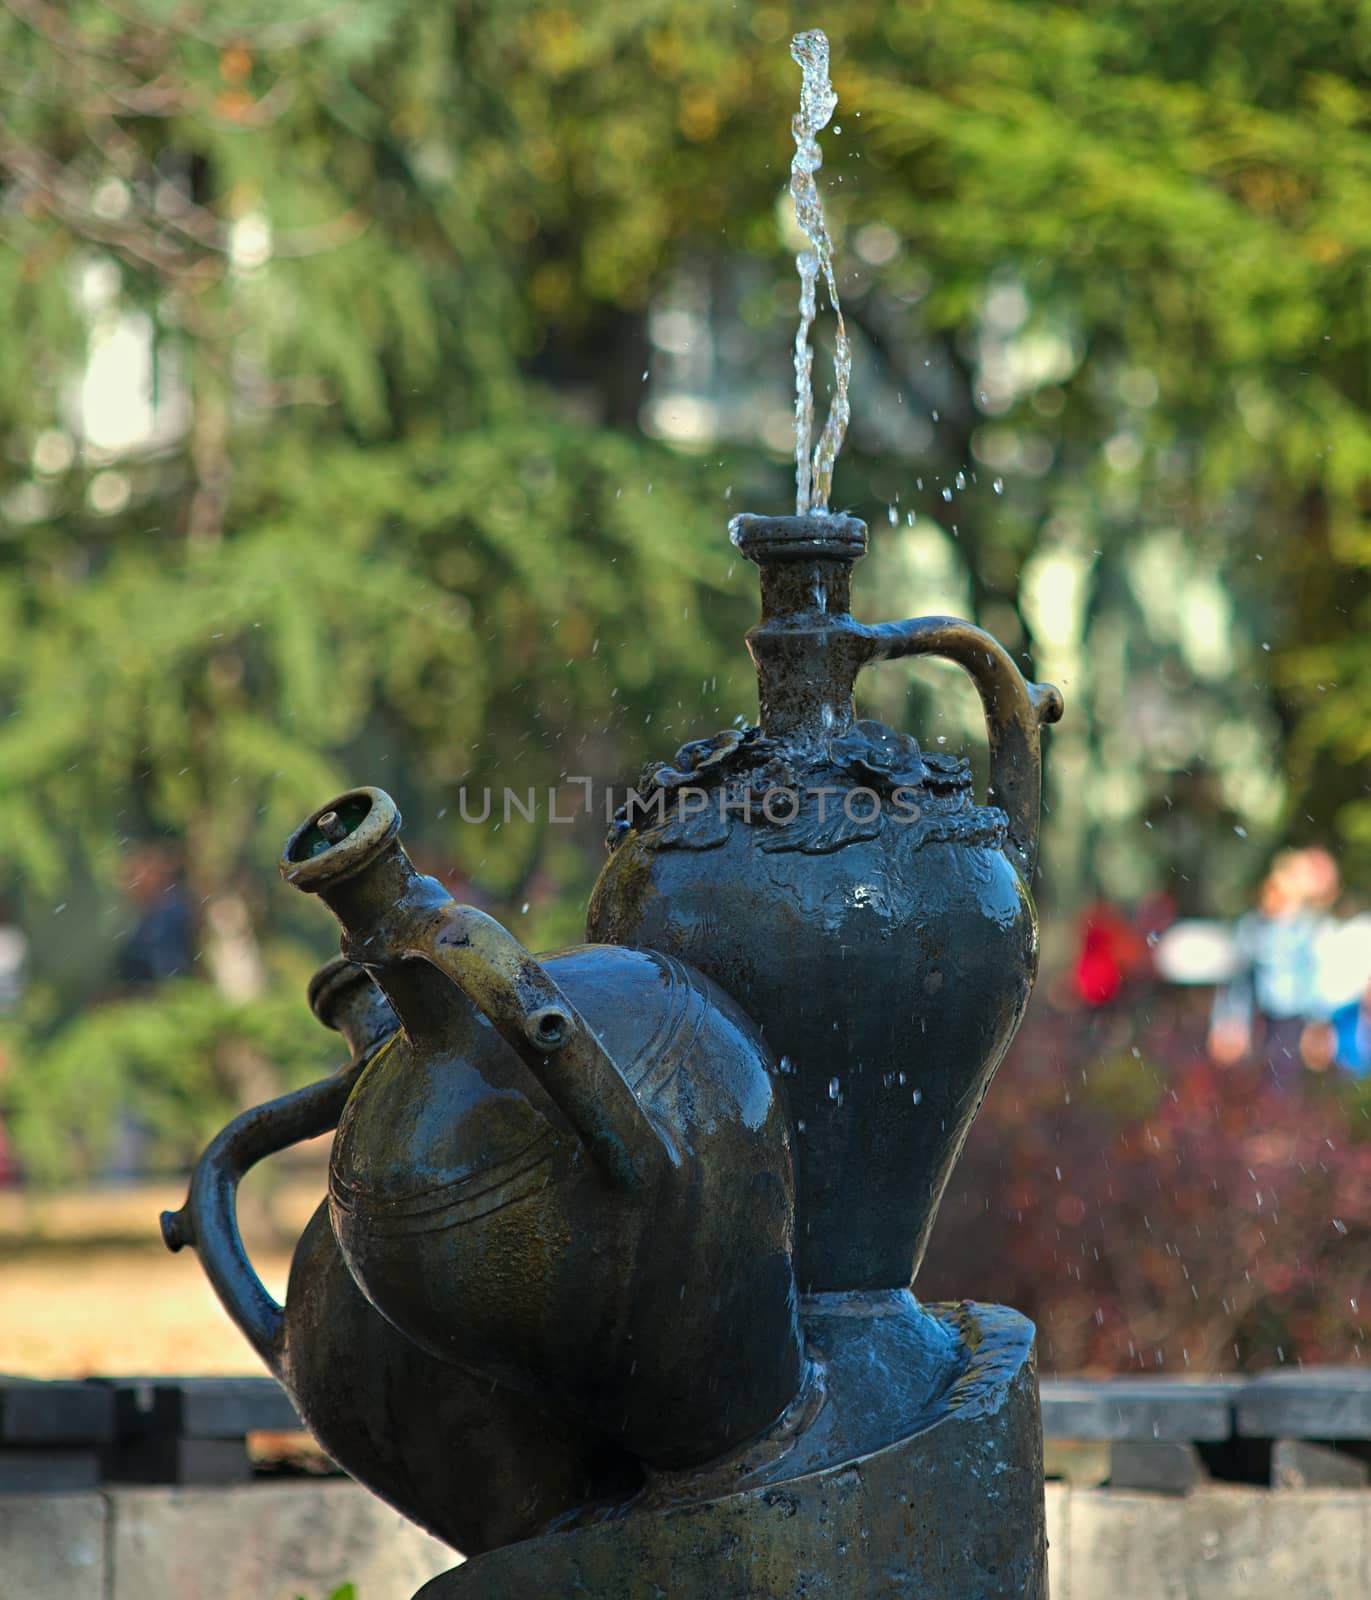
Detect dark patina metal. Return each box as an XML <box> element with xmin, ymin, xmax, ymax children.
<box><xmin>279</xmin><ymin>787</ymin><xmax>804</xmax><ymax>1472</ymax></box>
<box><xmin>165</xmin><ymin>508</ymin><xmax>1060</xmax><ymax>1597</ymax></box>
<box><xmin>419</xmin><ymin>1301</ymin><xmax>1047</xmax><ymax>1600</ymax></box>
<box><xmin>161</xmin><ymin>958</ymin><xmax>641</xmax><ymax>1554</ymax></box>
<box><xmin>589</xmin><ymin>512</ymin><xmax>1063</xmax><ymax>1293</ymax></box>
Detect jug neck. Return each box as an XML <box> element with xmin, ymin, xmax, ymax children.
<box><xmin>731</xmin><ymin>512</ymin><xmax>870</xmax><ymax>747</ymax></box>
<box><xmin>307</xmin><ymin>957</ymin><xmax>398</xmax><ymax>1062</ymax></box>
<box><xmin>282</xmin><ymin>790</ymin><xmax>460</xmax><ymax>1046</ymax></box>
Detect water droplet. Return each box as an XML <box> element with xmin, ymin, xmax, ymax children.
<box><xmin>941</xmin><ymin>487</ymin><xmax>953</xmax><ymax>502</ymax></box>
<box><xmin>520</xmin><ymin>902</ymin><xmax>530</xmax><ymax>914</ymax></box>
<box><xmin>828</xmin><ymin>1076</ymin><xmax>840</xmax><ymax>1100</ymax></box>
<box><xmin>911</xmin><ymin>1088</ymin><xmax>922</xmax><ymax>1104</ymax></box>
<box><xmin>993</xmin><ymin>477</ymin><xmax>1004</xmax><ymax>494</ymax></box>
<box><xmin>1234</xmin><ymin>826</ymin><xmax>1248</xmax><ymax>838</ymax></box>
<box><xmin>1333</xmin><ymin>1218</ymin><xmax>1349</xmax><ymax>1235</ymax></box>
<box><xmin>888</xmin><ymin>504</ymin><xmax>898</xmax><ymax>525</ymax></box>
<box><xmin>778</xmin><ymin>1055</ymin><xmax>795</xmax><ymax>1076</ymax></box>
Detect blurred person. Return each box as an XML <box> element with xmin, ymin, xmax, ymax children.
<box><xmin>0</xmin><ymin>1040</ymin><xmax>15</xmax><ymax>1187</ymax></box>
<box><xmin>1070</xmin><ymin>901</ymin><xmax>1152</xmax><ymax>1007</ymax></box>
<box><xmin>1208</xmin><ymin>848</ymin><xmax>1338</xmax><ymax>1085</ymax></box>
<box><xmin>1301</xmin><ymin>918</ymin><xmax>1371</xmax><ymax>1075</ymax></box>
<box><xmin>105</xmin><ymin>843</ymin><xmax>193</xmax><ymax>1182</ymax></box>
<box><xmin>0</xmin><ymin>901</ymin><xmax>20</xmax><ymax>1186</ymax></box>
<box><xmin>116</xmin><ymin>843</ymin><xmax>192</xmax><ymax>988</ymax></box>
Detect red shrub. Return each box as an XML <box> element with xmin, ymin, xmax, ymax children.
<box><xmin>919</xmin><ymin>987</ymin><xmax>1371</xmax><ymax>1374</ymax></box>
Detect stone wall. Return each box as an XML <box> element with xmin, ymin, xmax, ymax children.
<box><xmin>1045</xmin><ymin>1483</ymin><xmax>1370</xmax><ymax>1599</ymax></box>
<box><xmin>5</xmin><ymin>1371</ymin><xmax>1371</xmax><ymax>1598</ymax></box>
<box><xmin>0</xmin><ymin>1481</ymin><xmax>454</xmax><ymax>1600</ymax></box>
<box><xmin>5</xmin><ymin>1480</ymin><xmax>1371</xmax><ymax>1598</ymax></box>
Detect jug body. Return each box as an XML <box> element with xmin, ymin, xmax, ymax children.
<box><xmin>588</xmin><ymin>512</ymin><xmax>1062</xmax><ymax>1294</ymax></box>
<box><xmin>162</xmin><ymin>960</ymin><xmax>640</xmax><ymax>1553</ymax></box>
<box><xmin>588</xmin><ymin>743</ymin><xmax>1037</xmax><ymax>1292</ymax></box>
<box><xmin>282</xmin><ymin>790</ymin><xmax>805</xmax><ymax>1471</ymax></box>
<box><xmin>281</xmin><ymin>1195</ymin><xmax>641</xmax><ymax>1551</ymax></box>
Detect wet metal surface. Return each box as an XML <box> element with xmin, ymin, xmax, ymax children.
<box><xmin>166</xmin><ymin>509</ymin><xmax>1058</xmax><ymax>1594</ymax></box>
<box><xmin>590</xmin><ymin>513</ymin><xmax>1061</xmax><ymax>1292</ymax></box>
<box><xmin>420</xmin><ymin>1302</ymin><xmax>1047</xmax><ymax>1600</ymax></box>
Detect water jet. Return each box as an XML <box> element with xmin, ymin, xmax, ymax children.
<box><xmin>166</xmin><ymin>29</ymin><xmax>1059</xmax><ymax>1595</ymax></box>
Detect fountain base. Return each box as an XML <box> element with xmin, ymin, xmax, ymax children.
<box><xmin>416</xmin><ymin>1300</ymin><xmax>1047</xmax><ymax>1599</ymax></box>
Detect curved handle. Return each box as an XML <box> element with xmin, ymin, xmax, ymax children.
<box><xmin>161</xmin><ymin>1064</ymin><xmax>366</xmax><ymax>1370</ymax></box>
<box><xmin>860</xmin><ymin>616</ymin><xmax>1063</xmax><ymax>878</ymax></box>
<box><xmin>401</xmin><ymin>904</ymin><xmax>675</xmax><ymax>1194</ymax></box>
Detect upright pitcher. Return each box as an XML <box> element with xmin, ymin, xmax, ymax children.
<box><xmin>588</xmin><ymin>512</ymin><xmax>1063</xmax><ymax>1293</ymax></box>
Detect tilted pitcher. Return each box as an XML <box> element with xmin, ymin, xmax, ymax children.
<box><xmin>281</xmin><ymin>787</ymin><xmax>804</xmax><ymax>1470</ymax></box>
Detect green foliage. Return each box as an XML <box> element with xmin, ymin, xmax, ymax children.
<box><xmin>0</xmin><ymin>2</ymin><xmax>1368</xmax><ymax>1179</ymax></box>
<box><xmin>4</xmin><ymin>965</ymin><xmax>325</xmax><ymax>1185</ymax></box>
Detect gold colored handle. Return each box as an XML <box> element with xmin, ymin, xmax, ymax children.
<box><xmin>404</xmin><ymin>905</ymin><xmax>675</xmax><ymax>1194</ymax></box>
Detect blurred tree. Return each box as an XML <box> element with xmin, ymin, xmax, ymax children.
<box><xmin>0</xmin><ymin>1</ymin><xmax>766</xmax><ymax>1172</ymax></box>
<box><xmin>847</xmin><ymin>0</ymin><xmax>1371</xmax><ymax>910</ymax></box>
<box><xmin>0</xmin><ymin>1</ymin><xmax>1367</xmax><ymax>1181</ymax></box>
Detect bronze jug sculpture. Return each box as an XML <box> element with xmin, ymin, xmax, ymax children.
<box><xmin>588</xmin><ymin>512</ymin><xmax>1063</xmax><ymax>1293</ymax></box>
<box><xmin>165</xmin><ymin>511</ymin><xmax>1061</xmax><ymax>1597</ymax></box>
<box><xmin>162</xmin><ymin>957</ymin><xmax>640</xmax><ymax>1554</ymax></box>
<box><xmin>280</xmin><ymin>786</ymin><xmax>805</xmax><ymax>1471</ymax></box>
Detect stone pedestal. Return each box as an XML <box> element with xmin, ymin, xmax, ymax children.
<box><xmin>416</xmin><ymin>1300</ymin><xmax>1046</xmax><ymax>1600</ymax></box>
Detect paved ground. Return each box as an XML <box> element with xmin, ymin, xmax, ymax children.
<box><xmin>0</xmin><ymin>1174</ymin><xmax>325</xmax><ymax>1376</ymax></box>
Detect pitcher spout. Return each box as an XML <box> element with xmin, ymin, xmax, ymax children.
<box><xmin>282</xmin><ymin>788</ymin><xmax>674</xmax><ymax>1192</ymax></box>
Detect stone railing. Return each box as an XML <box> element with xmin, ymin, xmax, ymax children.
<box><xmin>3</xmin><ymin>1372</ymin><xmax>1370</xmax><ymax>1597</ymax></box>
<box><xmin>1041</xmin><ymin>1370</ymin><xmax>1371</xmax><ymax>1493</ymax></box>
